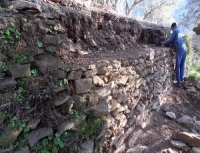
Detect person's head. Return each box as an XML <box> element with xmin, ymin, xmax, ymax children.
<box><xmin>171</xmin><ymin>22</ymin><xmax>177</xmax><ymax>30</ymax></box>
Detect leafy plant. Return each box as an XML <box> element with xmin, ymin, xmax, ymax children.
<box><xmin>13</xmin><ymin>92</ymin><xmax>23</xmax><ymax>103</ymax></box>
<box><xmin>0</xmin><ymin>23</ymin><xmax>21</xmax><ymax>50</ymax></box>
<box><xmin>31</xmin><ymin>68</ymin><xmax>38</xmax><ymax>77</ymax></box>
<box><xmin>8</xmin><ymin>116</ymin><xmax>25</xmax><ymax>129</ymax></box>
<box><xmin>36</xmin><ymin>41</ymin><xmax>43</xmax><ymax>48</ymax></box>
<box><xmin>15</xmin><ymin>53</ymin><xmax>33</xmax><ymax>64</ymax></box>
<box><xmin>49</xmin><ymin>25</ymin><xmax>58</xmax><ymax>34</ymax></box>
<box><xmin>58</xmin><ymin>78</ymin><xmax>68</xmax><ymax>87</ymax></box>
<box><xmin>187</xmin><ymin>62</ymin><xmax>200</xmax><ymax>81</ymax></box>
<box><xmin>78</xmin><ymin>114</ymin><xmax>104</xmax><ymax>139</ymax></box>
<box><xmin>17</xmin><ymin>78</ymin><xmax>30</xmax><ymax>87</ymax></box>
<box><xmin>184</xmin><ymin>34</ymin><xmax>194</xmax><ymax>73</ymax></box>
<box><xmin>0</xmin><ymin>61</ymin><xmax>8</xmax><ymax>76</ymax></box>
<box><xmin>42</xmin><ymin>89</ymin><xmax>49</xmax><ymax>97</ymax></box>
<box><xmin>32</xmin><ymin>132</ymin><xmax>65</xmax><ymax>153</ymax></box>
<box><xmin>69</xmin><ymin>109</ymin><xmax>79</xmax><ymax>118</ymax></box>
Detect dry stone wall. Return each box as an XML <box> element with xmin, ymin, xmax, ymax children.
<box><xmin>0</xmin><ymin>0</ymin><xmax>174</xmax><ymax>152</ymax></box>
<box><xmin>64</xmin><ymin>47</ymin><xmax>174</xmax><ymax>152</ymax></box>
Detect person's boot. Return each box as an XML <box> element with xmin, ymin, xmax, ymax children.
<box><xmin>173</xmin><ymin>83</ymin><xmax>181</xmax><ymax>87</ymax></box>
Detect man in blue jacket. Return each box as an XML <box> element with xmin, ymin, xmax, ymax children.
<box><xmin>162</xmin><ymin>22</ymin><xmax>187</xmax><ymax>87</ymax></box>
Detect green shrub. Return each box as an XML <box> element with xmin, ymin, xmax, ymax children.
<box><xmin>184</xmin><ymin>34</ymin><xmax>194</xmax><ymax>73</ymax></box>
<box><xmin>0</xmin><ymin>23</ymin><xmax>21</xmax><ymax>50</ymax></box>
<box><xmin>187</xmin><ymin>62</ymin><xmax>200</xmax><ymax>81</ymax></box>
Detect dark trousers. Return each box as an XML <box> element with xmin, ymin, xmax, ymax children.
<box><xmin>175</xmin><ymin>47</ymin><xmax>187</xmax><ymax>84</ymax></box>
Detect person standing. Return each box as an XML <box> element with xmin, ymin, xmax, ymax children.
<box><xmin>161</xmin><ymin>22</ymin><xmax>187</xmax><ymax>87</ymax></box>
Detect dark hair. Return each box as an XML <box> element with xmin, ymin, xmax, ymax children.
<box><xmin>171</xmin><ymin>22</ymin><xmax>177</xmax><ymax>28</ymax></box>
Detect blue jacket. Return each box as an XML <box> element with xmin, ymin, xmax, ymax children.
<box><xmin>164</xmin><ymin>27</ymin><xmax>187</xmax><ymax>52</ymax></box>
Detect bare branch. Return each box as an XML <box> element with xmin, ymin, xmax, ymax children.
<box><xmin>143</xmin><ymin>2</ymin><xmax>168</xmax><ymax>20</ymax></box>
<box><xmin>126</xmin><ymin>0</ymin><xmax>144</xmax><ymax>15</ymax></box>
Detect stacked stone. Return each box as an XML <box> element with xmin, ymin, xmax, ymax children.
<box><xmin>53</xmin><ymin>47</ymin><xmax>174</xmax><ymax>152</ymax></box>
<box><xmin>0</xmin><ymin>1</ymin><xmax>175</xmax><ymax>152</ymax></box>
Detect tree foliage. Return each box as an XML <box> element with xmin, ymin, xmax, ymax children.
<box><xmin>139</xmin><ymin>0</ymin><xmax>179</xmax><ymax>25</ymax></box>
<box><xmin>182</xmin><ymin>0</ymin><xmax>200</xmax><ymax>28</ymax></box>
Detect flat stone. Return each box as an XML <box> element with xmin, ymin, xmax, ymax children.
<box><xmin>33</xmin><ymin>55</ymin><xmax>63</xmax><ymax>73</ymax></box>
<box><xmin>74</xmin><ymin>78</ymin><xmax>92</xmax><ymax>94</ymax></box>
<box><xmin>173</xmin><ymin>132</ymin><xmax>200</xmax><ymax>147</ymax></box>
<box><xmin>166</xmin><ymin>112</ymin><xmax>176</xmax><ymax>120</ymax></box>
<box><xmin>7</xmin><ymin>64</ymin><xmax>31</xmax><ymax>78</ymax></box>
<box><xmin>35</xmin><ymin>13</ymin><xmax>59</xmax><ymax>20</ymax></box>
<box><xmin>27</xmin><ymin>118</ymin><xmax>41</xmax><ymax>130</ymax></box>
<box><xmin>97</xmin><ymin>65</ymin><xmax>107</xmax><ymax>75</ymax></box>
<box><xmin>54</xmin><ymin>92</ymin><xmax>70</xmax><ymax>106</ymax></box>
<box><xmin>169</xmin><ymin>140</ymin><xmax>186</xmax><ymax>149</ymax></box>
<box><xmin>128</xmin><ymin>129</ymin><xmax>143</xmax><ymax>148</ymax></box>
<box><xmin>45</xmin><ymin>46</ymin><xmax>59</xmax><ymax>53</ymax></box>
<box><xmin>58</xmin><ymin>116</ymin><xmax>85</xmax><ymax>134</ymax></box>
<box><xmin>80</xmin><ymin>140</ymin><xmax>94</xmax><ymax>153</ymax></box>
<box><xmin>92</xmin><ymin>75</ymin><xmax>104</xmax><ymax>87</ymax></box>
<box><xmin>95</xmin><ymin>84</ymin><xmax>113</xmax><ymax>100</ymax></box>
<box><xmin>192</xmin><ymin>147</ymin><xmax>200</xmax><ymax>153</ymax></box>
<box><xmin>83</xmin><ymin>69</ymin><xmax>97</xmax><ymax>78</ymax></box>
<box><xmin>126</xmin><ymin>145</ymin><xmax>148</xmax><ymax>153</ymax></box>
<box><xmin>148</xmin><ymin>48</ymin><xmax>155</xmax><ymax>60</ymax></box>
<box><xmin>186</xmin><ymin>87</ymin><xmax>196</xmax><ymax>92</ymax></box>
<box><xmin>176</xmin><ymin>115</ymin><xmax>196</xmax><ymax>129</ymax></box>
<box><xmin>116</xmin><ymin>76</ymin><xmax>128</xmax><ymax>86</ymax></box>
<box><xmin>14</xmin><ymin>146</ymin><xmax>30</xmax><ymax>153</ymax></box>
<box><xmin>10</xmin><ymin>0</ymin><xmax>42</xmax><ymax>12</ymax></box>
<box><xmin>87</xmin><ymin>91</ymin><xmax>99</xmax><ymax>106</ymax></box>
<box><xmin>58</xmin><ymin>122</ymin><xmax>75</xmax><ymax>135</ymax></box>
<box><xmin>72</xmin><ymin>94</ymin><xmax>87</xmax><ymax>109</ymax></box>
<box><xmin>0</xmin><ymin>78</ymin><xmax>17</xmax><ymax>90</ymax></box>
<box><xmin>0</xmin><ymin>128</ymin><xmax>22</xmax><ymax>147</ymax></box>
<box><xmin>67</xmin><ymin>70</ymin><xmax>83</xmax><ymax>80</ymax></box>
<box><xmin>90</xmin><ymin>99</ymin><xmax>110</xmax><ymax>117</ymax></box>
<box><xmin>28</xmin><ymin>128</ymin><xmax>53</xmax><ymax>147</ymax></box>
<box><xmin>114</xmin><ymin>126</ymin><xmax>135</xmax><ymax>148</ymax></box>
<box><xmin>113</xmin><ymin>144</ymin><xmax>125</xmax><ymax>153</ymax></box>
<box><xmin>116</xmin><ymin>89</ymin><xmax>127</xmax><ymax>103</ymax></box>
<box><xmin>43</xmin><ymin>35</ymin><xmax>64</xmax><ymax>45</ymax></box>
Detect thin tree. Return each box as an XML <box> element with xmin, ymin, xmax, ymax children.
<box><xmin>125</xmin><ymin>0</ymin><xmax>144</xmax><ymax>16</ymax></box>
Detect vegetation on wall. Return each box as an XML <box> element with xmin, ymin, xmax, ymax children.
<box><xmin>0</xmin><ymin>23</ymin><xmax>21</xmax><ymax>50</ymax></box>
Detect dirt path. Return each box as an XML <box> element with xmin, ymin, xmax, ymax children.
<box><xmin>134</xmin><ymin>76</ymin><xmax>200</xmax><ymax>153</ymax></box>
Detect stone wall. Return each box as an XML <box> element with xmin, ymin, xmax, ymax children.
<box><xmin>63</xmin><ymin>47</ymin><xmax>174</xmax><ymax>152</ymax></box>
<box><xmin>0</xmin><ymin>1</ymin><xmax>174</xmax><ymax>152</ymax></box>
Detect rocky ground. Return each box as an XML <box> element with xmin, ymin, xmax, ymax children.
<box><xmin>134</xmin><ymin>76</ymin><xmax>200</xmax><ymax>153</ymax></box>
